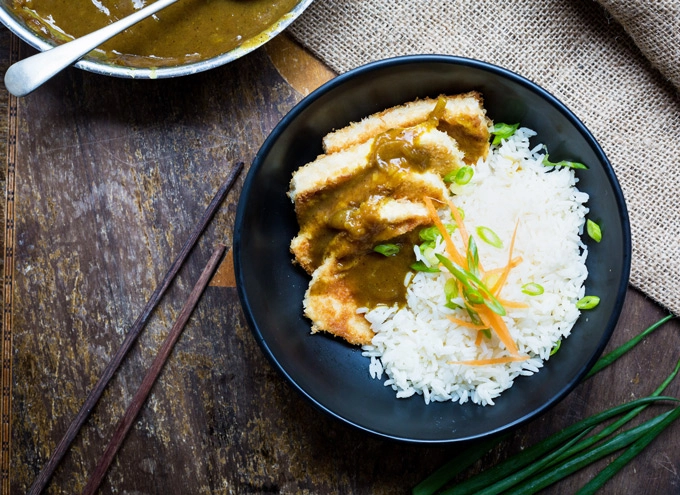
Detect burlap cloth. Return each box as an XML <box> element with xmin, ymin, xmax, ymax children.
<box><xmin>288</xmin><ymin>0</ymin><xmax>680</xmax><ymax>316</ymax></box>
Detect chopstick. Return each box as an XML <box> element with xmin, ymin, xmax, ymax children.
<box><xmin>28</xmin><ymin>161</ymin><xmax>243</xmax><ymax>495</ymax></box>
<box><xmin>82</xmin><ymin>243</ymin><xmax>227</xmax><ymax>495</ymax></box>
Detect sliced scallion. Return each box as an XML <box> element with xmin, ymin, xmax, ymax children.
<box><xmin>466</xmin><ymin>305</ymin><xmax>483</xmax><ymax>325</ymax></box>
<box><xmin>419</xmin><ymin>226</ymin><xmax>440</xmax><ymax>242</ymax></box>
<box><xmin>422</xmin><ymin>247</ymin><xmax>439</xmax><ymax>267</ymax></box>
<box><xmin>464</xmin><ymin>287</ymin><xmax>484</xmax><ymax>305</ymax></box>
<box><xmin>466</xmin><ymin>236</ymin><xmax>480</xmax><ymax>277</ymax></box>
<box><xmin>419</xmin><ymin>240</ymin><xmax>435</xmax><ymax>251</ymax></box>
<box><xmin>436</xmin><ymin>254</ymin><xmax>506</xmax><ymax>316</ymax></box>
<box><xmin>542</xmin><ymin>154</ymin><xmax>588</xmax><ymax>169</ymax></box>
<box><xmin>586</xmin><ymin>219</ymin><xmax>602</xmax><ymax>243</ymax></box>
<box><xmin>576</xmin><ymin>295</ymin><xmax>600</xmax><ymax>310</ymax></box>
<box><xmin>550</xmin><ymin>339</ymin><xmax>561</xmax><ymax>356</ymax></box>
<box><xmin>521</xmin><ymin>282</ymin><xmax>544</xmax><ymax>296</ymax></box>
<box><xmin>411</xmin><ymin>261</ymin><xmax>439</xmax><ymax>273</ymax></box>
<box><xmin>444</xmin><ymin>278</ymin><xmax>459</xmax><ymax>302</ymax></box>
<box><xmin>420</xmin><ymin>224</ymin><xmax>456</xmax><ymax>242</ymax></box>
<box><xmin>373</xmin><ymin>243</ymin><xmax>400</xmax><ymax>256</ymax></box>
<box><xmin>443</xmin><ymin>170</ymin><xmax>457</xmax><ymax>183</ymax></box>
<box><xmin>477</xmin><ymin>226</ymin><xmax>503</xmax><ymax>248</ymax></box>
<box><xmin>455</xmin><ymin>166</ymin><xmax>474</xmax><ymax>185</ymax></box>
<box><xmin>490</xmin><ymin>122</ymin><xmax>519</xmax><ymax>145</ymax></box>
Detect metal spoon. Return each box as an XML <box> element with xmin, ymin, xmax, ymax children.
<box><xmin>4</xmin><ymin>0</ymin><xmax>180</xmax><ymax>97</ymax></box>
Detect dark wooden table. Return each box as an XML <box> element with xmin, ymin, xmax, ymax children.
<box><xmin>0</xmin><ymin>29</ymin><xmax>678</xmax><ymax>495</ymax></box>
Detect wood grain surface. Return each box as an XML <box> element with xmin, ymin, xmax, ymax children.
<box><xmin>0</xmin><ymin>29</ymin><xmax>678</xmax><ymax>495</ymax></box>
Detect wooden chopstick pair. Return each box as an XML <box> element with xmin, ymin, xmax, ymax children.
<box><xmin>28</xmin><ymin>161</ymin><xmax>244</xmax><ymax>495</ymax></box>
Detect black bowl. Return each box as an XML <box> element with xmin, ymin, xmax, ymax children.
<box><xmin>234</xmin><ymin>55</ymin><xmax>631</xmax><ymax>443</ymax></box>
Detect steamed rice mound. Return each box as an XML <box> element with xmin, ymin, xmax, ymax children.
<box><xmin>361</xmin><ymin>127</ymin><xmax>590</xmax><ymax>406</ymax></box>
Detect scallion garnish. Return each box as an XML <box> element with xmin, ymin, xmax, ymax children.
<box><xmin>490</xmin><ymin>122</ymin><xmax>519</xmax><ymax>145</ymax></box>
<box><xmin>454</xmin><ymin>166</ymin><xmax>474</xmax><ymax>185</ymax></box>
<box><xmin>443</xmin><ymin>170</ymin><xmax>457</xmax><ymax>183</ymax></box>
<box><xmin>419</xmin><ymin>226</ymin><xmax>440</xmax><ymax>241</ymax></box>
<box><xmin>465</xmin><ymin>305</ymin><xmax>483</xmax><ymax>326</ymax></box>
<box><xmin>463</xmin><ymin>287</ymin><xmax>484</xmax><ymax>305</ymax></box>
<box><xmin>421</xmin><ymin>246</ymin><xmax>439</xmax><ymax>267</ymax></box>
<box><xmin>419</xmin><ymin>224</ymin><xmax>456</xmax><ymax>242</ymax></box>
<box><xmin>550</xmin><ymin>339</ymin><xmax>561</xmax><ymax>356</ymax></box>
<box><xmin>436</xmin><ymin>253</ymin><xmax>506</xmax><ymax>316</ymax></box>
<box><xmin>586</xmin><ymin>314</ymin><xmax>674</xmax><ymax>378</ymax></box>
<box><xmin>373</xmin><ymin>243</ymin><xmax>400</xmax><ymax>256</ymax></box>
<box><xmin>476</xmin><ymin>226</ymin><xmax>503</xmax><ymax>248</ymax></box>
<box><xmin>576</xmin><ymin>295</ymin><xmax>600</xmax><ymax>310</ymax></box>
<box><xmin>444</xmin><ymin>278</ymin><xmax>459</xmax><ymax>302</ymax></box>
<box><xmin>466</xmin><ymin>237</ymin><xmax>480</xmax><ymax>278</ymax></box>
<box><xmin>521</xmin><ymin>282</ymin><xmax>544</xmax><ymax>296</ymax></box>
<box><xmin>413</xmin><ymin>315</ymin><xmax>678</xmax><ymax>495</ymax></box>
<box><xmin>586</xmin><ymin>219</ymin><xmax>602</xmax><ymax>243</ymax></box>
<box><xmin>542</xmin><ymin>154</ymin><xmax>588</xmax><ymax>169</ymax></box>
<box><xmin>411</xmin><ymin>261</ymin><xmax>439</xmax><ymax>273</ymax></box>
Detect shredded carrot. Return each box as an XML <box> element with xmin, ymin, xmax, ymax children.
<box><xmin>497</xmin><ymin>299</ymin><xmax>529</xmax><ymax>309</ymax></box>
<box><xmin>477</xmin><ymin>306</ymin><xmax>521</xmax><ymax>356</ymax></box>
<box><xmin>445</xmin><ymin>196</ymin><xmax>469</xmax><ymax>250</ymax></box>
<box><xmin>485</xmin><ymin>256</ymin><xmax>523</xmax><ymax>282</ymax></box>
<box><xmin>448</xmin><ymin>355</ymin><xmax>529</xmax><ymax>366</ymax></box>
<box><xmin>423</xmin><ymin>196</ymin><xmax>466</xmax><ymax>266</ymax></box>
<box><xmin>447</xmin><ymin>315</ymin><xmax>487</xmax><ymax>330</ymax></box>
<box><xmin>491</xmin><ymin>220</ymin><xmax>520</xmax><ymax>296</ymax></box>
<box><xmin>430</xmin><ymin>200</ymin><xmax>525</xmax><ymax>362</ymax></box>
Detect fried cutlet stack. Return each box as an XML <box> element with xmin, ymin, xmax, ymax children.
<box><xmin>288</xmin><ymin>92</ymin><xmax>491</xmax><ymax>345</ymax></box>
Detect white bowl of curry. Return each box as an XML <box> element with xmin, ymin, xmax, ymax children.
<box><xmin>0</xmin><ymin>0</ymin><xmax>313</xmax><ymax>78</ymax></box>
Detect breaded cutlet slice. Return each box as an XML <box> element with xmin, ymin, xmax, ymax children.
<box><xmin>288</xmin><ymin>124</ymin><xmax>464</xmax><ymax>208</ymax></box>
<box><xmin>303</xmin><ymin>255</ymin><xmax>375</xmax><ymax>346</ymax></box>
<box><xmin>290</xmin><ymin>195</ymin><xmax>439</xmax><ymax>274</ymax></box>
<box><xmin>322</xmin><ymin>92</ymin><xmax>491</xmax><ymax>164</ymax></box>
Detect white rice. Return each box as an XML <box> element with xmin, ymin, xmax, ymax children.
<box><xmin>360</xmin><ymin>127</ymin><xmax>590</xmax><ymax>406</ymax></box>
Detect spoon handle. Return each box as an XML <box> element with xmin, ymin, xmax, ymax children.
<box><xmin>4</xmin><ymin>0</ymin><xmax>181</xmax><ymax>97</ymax></box>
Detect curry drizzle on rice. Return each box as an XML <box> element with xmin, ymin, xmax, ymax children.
<box><xmin>288</xmin><ymin>93</ymin><xmax>491</xmax><ymax>345</ymax></box>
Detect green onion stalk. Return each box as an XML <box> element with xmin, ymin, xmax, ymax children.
<box><xmin>412</xmin><ymin>314</ymin><xmax>678</xmax><ymax>495</ymax></box>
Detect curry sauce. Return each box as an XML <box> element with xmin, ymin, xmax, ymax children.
<box><xmin>297</xmin><ymin>110</ymin><xmax>456</xmax><ymax>308</ymax></box>
<box><xmin>10</xmin><ymin>0</ymin><xmax>300</xmax><ymax>67</ymax></box>
<box><xmin>289</xmin><ymin>93</ymin><xmax>491</xmax><ymax>345</ymax></box>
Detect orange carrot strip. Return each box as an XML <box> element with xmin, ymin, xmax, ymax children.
<box><xmin>486</xmin><ymin>256</ymin><xmax>523</xmax><ymax>281</ymax></box>
<box><xmin>448</xmin><ymin>355</ymin><xmax>529</xmax><ymax>366</ymax></box>
<box><xmin>423</xmin><ymin>196</ymin><xmax>465</xmax><ymax>266</ymax></box>
<box><xmin>497</xmin><ymin>299</ymin><xmax>529</xmax><ymax>309</ymax></box>
<box><xmin>486</xmin><ymin>310</ymin><xmax>521</xmax><ymax>356</ymax></box>
<box><xmin>491</xmin><ymin>220</ymin><xmax>520</xmax><ymax>296</ymax></box>
<box><xmin>474</xmin><ymin>331</ymin><xmax>484</xmax><ymax>346</ymax></box>
<box><xmin>477</xmin><ymin>306</ymin><xmax>521</xmax><ymax>356</ymax></box>
<box><xmin>445</xmin><ymin>196</ymin><xmax>469</xmax><ymax>249</ymax></box>
<box><xmin>447</xmin><ymin>315</ymin><xmax>487</xmax><ymax>330</ymax></box>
